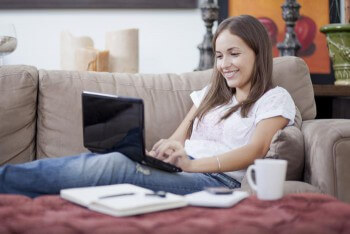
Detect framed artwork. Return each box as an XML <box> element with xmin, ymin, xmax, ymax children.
<box><xmin>218</xmin><ymin>0</ymin><xmax>341</xmax><ymax>84</ymax></box>
<box><xmin>0</xmin><ymin>0</ymin><xmax>198</xmax><ymax>9</ymax></box>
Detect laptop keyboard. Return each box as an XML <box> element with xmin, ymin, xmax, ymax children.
<box><xmin>145</xmin><ymin>155</ymin><xmax>182</xmax><ymax>173</ymax></box>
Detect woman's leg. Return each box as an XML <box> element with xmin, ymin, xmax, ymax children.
<box><xmin>0</xmin><ymin>152</ymin><xmax>231</xmax><ymax>197</ymax></box>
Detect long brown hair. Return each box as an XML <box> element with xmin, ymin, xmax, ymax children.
<box><xmin>187</xmin><ymin>15</ymin><xmax>273</xmax><ymax>138</ymax></box>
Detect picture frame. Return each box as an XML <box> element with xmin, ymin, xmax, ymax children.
<box><xmin>0</xmin><ymin>0</ymin><xmax>198</xmax><ymax>9</ymax></box>
<box><xmin>218</xmin><ymin>0</ymin><xmax>341</xmax><ymax>84</ymax></box>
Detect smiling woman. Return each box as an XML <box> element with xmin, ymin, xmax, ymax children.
<box><xmin>0</xmin><ymin>0</ymin><xmax>198</xmax><ymax>9</ymax></box>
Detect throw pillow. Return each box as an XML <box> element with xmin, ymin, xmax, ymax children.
<box><xmin>265</xmin><ymin>125</ymin><xmax>304</xmax><ymax>181</ymax></box>
<box><xmin>264</xmin><ymin>105</ymin><xmax>304</xmax><ymax>181</ymax></box>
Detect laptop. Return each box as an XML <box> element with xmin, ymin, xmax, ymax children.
<box><xmin>81</xmin><ymin>91</ymin><xmax>182</xmax><ymax>173</ymax></box>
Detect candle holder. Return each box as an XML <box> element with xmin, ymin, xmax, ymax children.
<box><xmin>277</xmin><ymin>0</ymin><xmax>301</xmax><ymax>56</ymax></box>
<box><xmin>196</xmin><ymin>0</ymin><xmax>219</xmax><ymax>71</ymax></box>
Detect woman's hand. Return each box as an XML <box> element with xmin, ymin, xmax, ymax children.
<box><xmin>147</xmin><ymin>139</ymin><xmax>169</xmax><ymax>159</ymax></box>
<box><xmin>148</xmin><ymin>139</ymin><xmax>192</xmax><ymax>172</ymax></box>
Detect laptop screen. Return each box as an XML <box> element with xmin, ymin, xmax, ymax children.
<box><xmin>82</xmin><ymin>92</ymin><xmax>145</xmax><ymax>160</ymax></box>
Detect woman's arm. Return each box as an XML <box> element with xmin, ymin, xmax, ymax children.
<box><xmin>158</xmin><ymin>116</ymin><xmax>289</xmax><ymax>172</ymax></box>
<box><xmin>168</xmin><ymin>105</ymin><xmax>197</xmax><ymax>144</ymax></box>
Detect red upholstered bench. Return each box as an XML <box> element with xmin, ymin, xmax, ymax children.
<box><xmin>0</xmin><ymin>193</ymin><xmax>349</xmax><ymax>234</ymax></box>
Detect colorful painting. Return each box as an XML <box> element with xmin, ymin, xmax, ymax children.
<box><xmin>228</xmin><ymin>0</ymin><xmax>330</xmax><ymax>74</ymax></box>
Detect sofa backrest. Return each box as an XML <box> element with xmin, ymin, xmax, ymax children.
<box><xmin>0</xmin><ymin>65</ymin><xmax>38</xmax><ymax>165</ymax></box>
<box><xmin>36</xmin><ymin>56</ymin><xmax>316</xmax><ymax>159</ymax></box>
<box><xmin>272</xmin><ymin>56</ymin><xmax>316</xmax><ymax>121</ymax></box>
<box><xmin>0</xmin><ymin>56</ymin><xmax>316</xmax><ymax>161</ymax></box>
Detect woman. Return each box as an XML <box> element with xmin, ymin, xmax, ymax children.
<box><xmin>0</xmin><ymin>15</ymin><xmax>295</xmax><ymax>197</ymax></box>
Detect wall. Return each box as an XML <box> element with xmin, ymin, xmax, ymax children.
<box><xmin>0</xmin><ymin>8</ymin><xmax>205</xmax><ymax>74</ymax></box>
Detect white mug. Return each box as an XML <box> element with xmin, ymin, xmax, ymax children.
<box><xmin>247</xmin><ymin>159</ymin><xmax>287</xmax><ymax>200</ymax></box>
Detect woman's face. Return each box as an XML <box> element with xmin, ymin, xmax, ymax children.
<box><xmin>215</xmin><ymin>30</ymin><xmax>256</xmax><ymax>93</ymax></box>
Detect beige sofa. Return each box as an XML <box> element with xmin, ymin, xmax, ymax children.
<box><xmin>1</xmin><ymin>56</ymin><xmax>349</xmax><ymax>203</ymax></box>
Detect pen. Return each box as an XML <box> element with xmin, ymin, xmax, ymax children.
<box><xmin>145</xmin><ymin>191</ymin><xmax>167</xmax><ymax>198</ymax></box>
<box><xmin>98</xmin><ymin>193</ymin><xmax>135</xmax><ymax>199</ymax></box>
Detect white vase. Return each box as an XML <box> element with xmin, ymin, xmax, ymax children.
<box><xmin>105</xmin><ymin>28</ymin><xmax>139</xmax><ymax>73</ymax></box>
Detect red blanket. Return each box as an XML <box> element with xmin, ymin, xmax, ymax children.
<box><xmin>0</xmin><ymin>193</ymin><xmax>349</xmax><ymax>234</ymax></box>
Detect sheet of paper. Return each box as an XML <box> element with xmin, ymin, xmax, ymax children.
<box><xmin>185</xmin><ymin>190</ymin><xmax>249</xmax><ymax>208</ymax></box>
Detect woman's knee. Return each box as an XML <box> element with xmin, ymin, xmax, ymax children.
<box><xmin>96</xmin><ymin>152</ymin><xmax>135</xmax><ymax>169</ymax></box>
<box><xmin>89</xmin><ymin>152</ymin><xmax>139</xmax><ymax>184</ymax></box>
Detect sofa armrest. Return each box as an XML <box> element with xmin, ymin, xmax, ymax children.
<box><xmin>302</xmin><ymin>119</ymin><xmax>350</xmax><ymax>203</ymax></box>
<box><xmin>0</xmin><ymin>65</ymin><xmax>38</xmax><ymax>165</ymax></box>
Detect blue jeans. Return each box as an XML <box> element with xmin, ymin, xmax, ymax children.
<box><xmin>0</xmin><ymin>152</ymin><xmax>240</xmax><ymax>198</ymax></box>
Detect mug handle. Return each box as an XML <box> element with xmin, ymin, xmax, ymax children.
<box><xmin>246</xmin><ymin>164</ymin><xmax>258</xmax><ymax>192</ymax></box>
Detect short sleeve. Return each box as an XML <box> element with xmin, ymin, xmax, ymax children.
<box><xmin>190</xmin><ymin>85</ymin><xmax>209</xmax><ymax>107</ymax></box>
<box><xmin>255</xmin><ymin>87</ymin><xmax>296</xmax><ymax>126</ymax></box>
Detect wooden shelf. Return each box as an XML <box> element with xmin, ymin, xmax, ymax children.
<box><xmin>313</xmin><ymin>84</ymin><xmax>350</xmax><ymax>119</ymax></box>
<box><xmin>313</xmin><ymin>85</ymin><xmax>350</xmax><ymax>97</ymax></box>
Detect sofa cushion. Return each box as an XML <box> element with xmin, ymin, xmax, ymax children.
<box><xmin>0</xmin><ymin>65</ymin><xmax>38</xmax><ymax>165</ymax></box>
<box><xmin>36</xmin><ymin>69</ymin><xmax>211</xmax><ymax>158</ymax></box>
<box><xmin>272</xmin><ymin>56</ymin><xmax>316</xmax><ymax>121</ymax></box>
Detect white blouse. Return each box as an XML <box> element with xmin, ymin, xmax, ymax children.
<box><xmin>184</xmin><ymin>86</ymin><xmax>296</xmax><ymax>182</ymax></box>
